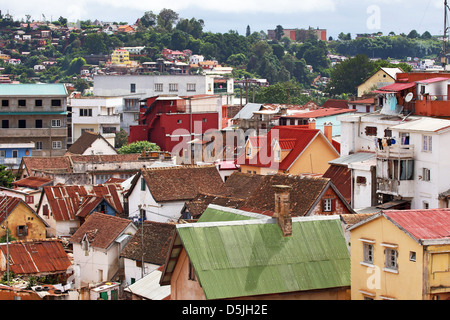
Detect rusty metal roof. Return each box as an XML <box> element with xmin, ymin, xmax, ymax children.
<box><xmin>0</xmin><ymin>239</ymin><xmax>71</xmax><ymax>275</ymax></box>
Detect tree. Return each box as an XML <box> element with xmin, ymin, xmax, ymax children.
<box><xmin>66</xmin><ymin>57</ymin><xmax>86</xmax><ymax>76</ymax></box>
<box><xmin>275</xmin><ymin>25</ymin><xmax>284</xmax><ymax>40</ymax></box>
<box><xmin>326</xmin><ymin>54</ymin><xmax>374</xmax><ymax>96</ymax></box>
<box><xmin>407</xmin><ymin>30</ymin><xmax>420</xmax><ymax>39</ymax></box>
<box><xmin>118</xmin><ymin>140</ymin><xmax>160</xmax><ymax>154</ymax></box>
<box><xmin>140</xmin><ymin>11</ymin><xmax>157</xmax><ymax>28</ymax></box>
<box><xmin>0</xmin><ymin>165</ymin><xmax>14</xmax><ymax>188</ymax></box>
<box><xmin>246</xmin><ymin>25</ymin><xmax>251</xmax><ymax>37</ymax></box>
<box><xmin>83</xmin><ymin>33</ymin><xmax>107</xmax><ymax>54</ymax></box>
<box><xmin>421</xmin><ymin>31</ymin><xmax>432</xmax><ymax>39</ymax></box>
<box><xmin>157</xmin><ymin>8</ymin><xmax>179</xmax><ymax>32</ymax></box>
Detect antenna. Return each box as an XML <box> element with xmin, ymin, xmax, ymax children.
<box><xmin>443</xmin><ymin>0</ymin><xmax>450</xmax><ymax>65</ymax></box>
<box><xmin>405</xmin><ymin>92</ymin><xmax>413</xmax><ymax>103</ymax></box>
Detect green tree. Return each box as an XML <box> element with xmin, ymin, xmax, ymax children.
<box><xmin>118</xmin><ymin>141</ymin><xmax>160</xmax><ymax>154</ymax></box>
<box><xmin>83</xmin><ymin>33</ymin><xmax>107</xmax><ymax>54</ymax></box>
<box><xmin>407</xmin><ymin>29</ymin><xmax>420</xmax><ymax>39</ymax></box>
<box><xmin>140</xmin><ymin>11</ymin><xmax>157</xmax><ymax>28</ymax></box>
<box><xmin>66</xmin><ymin>57</ymin><xmax>86</xmax><ymax>76</ymax></box>
<box><xmin>246</xmin><ymin>25</ymin><xmax>251</xmax><ymax>37</ymax></box>
<box><xmin>157</xmin><ymin>8</ymin><xmax>179</xmax><ymax>32</ymax></box>
<box><xmin>275</xmin><ymin>25</ymin><xmax>284</xmax><ymax>40</ymax></box>
<box><xmin>0</xmin><ymin>165</ymin><xmax>14</xmax><ymax>188</ymax></box>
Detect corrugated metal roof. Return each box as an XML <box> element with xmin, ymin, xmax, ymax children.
<box><xmin>328</xmin><ymin>152</ymin><xmax>376</xmax><ymax>166</ymax></box>
<box><xmin>0</xmin><ymin>84</ymin><xmax>68</xmax><ymax>96</ymax></box>
<box><xmin>373</xmin><ymin>82</ymin><xmax>416</xmax><ymax>93</ymax></box>
<box><xmin>177</xmin><ymin>216</ymin><xmax>350</xmax><ymax>299</ymax></box>
<box><xmin>197</xmin><ymin>205</ymin><xmax>269</xmax><ymax>223</ymax></box>
<box><xmin>124</xmin><ymin>270</ymin><xmax>170</xmax><ymax>300</ymax></box>
<box><xmin>232</xmin><ymin>103</ymin><xmax>263</xmax><ymax>120</ymax></box>
<box><xmin>391</xmin><ymin>117</ymin><xmax>450</xmax><ymax>133</ymax></box>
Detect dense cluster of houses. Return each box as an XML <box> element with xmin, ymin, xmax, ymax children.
<box><xmin>1</xmin><ymin>67</ymin><xmax>450</xmax><ymax>301</ymax></box>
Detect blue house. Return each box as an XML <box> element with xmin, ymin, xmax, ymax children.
<box><xmin>0</xmin><ymin>143</ymin><xmax>34</xmax><ymax>169</ymax></box>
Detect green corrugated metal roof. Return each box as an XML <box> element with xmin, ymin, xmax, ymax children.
<box><xmin>0</xmin><ymin>84</ymin><xmax>68</xmax><ymax>96</ymax></box>
<box><xmin>197</xmin><ymin>204</ymin><xmax>268</xmax><ymax>223</ymax></box>
<box><xmin>177</xmin><ymin>215</ymin><xmax>350</xmax><ymax>300</ymax></box>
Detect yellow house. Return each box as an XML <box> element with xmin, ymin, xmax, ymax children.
<box><xmin>349</xmin><ymin>208</ymin><xmax>450</xmax><ymax>300</ymax></box>
<box><xmin>357</xmin><ymin>67</ymin><xmax>403</xmax><ymax>97</ymax></box>
<box><xmin>0</xmin><ymin>196</ymin><xmax>48</xmax><ymax>241</ymax></box>
<box><xmin>237</xmin><ymin>125</ymin><xmax>340</xmax><ymax>175</ymax></box>
<box><xmin>111</xmin><ymin>49</ymin><xmax>131</xmax><ymax>65</ymax></box>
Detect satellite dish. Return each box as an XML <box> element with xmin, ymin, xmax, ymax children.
<box><xmin>405</xmin><ymin>92</ymin><xmax>414</xmax><ymax>103</ymax></box>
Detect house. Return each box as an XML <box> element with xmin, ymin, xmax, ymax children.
<box><xmin>69</xmin><ymin>212</ymin><xmax>137</xmax><ymax>286</ymax></box>
<box><xmin>349</xmin><ymin>208</ymin><xmax>450</xmax><ymax>300</ymax></box>
<box><xmin>110</xmin><ymin>49</ymin><xmax>131</xmax><ymax>66</ymax></box>
<box><xmin>0</xmin><ymin>195</ymin><xmax>49</xmax><ymax>241</ymax></box>
<box><xmin>66</xmin><ymin>131</ymin><xmax>117</xmax><ymax>156</ymax></box>
<box><xmin>0</xmin><ymin>142</ymin><xmax>35</xmax><ymax>170</ymax></box>
<box><xmin>37</xmin><ymin>183</ymin><xmax>125</xmax><ymax>237</ymax></box>
<box><xmin>279</xmin><ymin>107</ymin><xmax>354</xmax><ymax>137</ymax></box>
<box><xmin>69</xmin><ymin>95</ymin><xmax>122</xmax><ymax>146</ymax></box>
<box><xmin>18</xmin><ymin>153</ymin><xmax>172</xmax><ymax>185</ymax></box>
<box><xmin>237</xmin><ymin>125</ymin><xmax>340</xmax><ymax>175</ymax></box>
<box><xmin>160</xmin><ymin>187</ymin><xmax>350</xmax><ymax>300</ymax></box>
<box><xmin>125</xmin><ymin>165</ymin><xmax>227</xmax><ymax>223</ymax></box>
<box><xmin>357</xmin><ymin>67</ymin><xmax>403</xmax><ymax>97</ymax></box>
<box><xmin>138</xmin><ymin>59</ymin><xmax>190</xmax><ymax>75</ymax></box>
<box><xmin>348</xmin><ymin>98</ymin><xmax>377</xmax><ymax>113</ymax></box>
<box><xmin>0</xmin><ymin>239</ymin><xmax>71</xmax><ymax>279</ymax></box>
<box><xmin>120</xmin><ymin>221</ymin><xmax>176</xmax><ymax>285</ymax></box>
<box><xmin>0</xmin><ymin>84</ymin><xmax>69</xmax><ymax>157</ymax></box>
<box><xmin>128</xmin><ymin>95</ymin><xmax>221</xmax><ymax>153</ymax></box>
<box><xmin>321</xmin><ymin>99</ymin><xmax>350</xmax><ymax>109</ymax></box>
<box><xmin>181</xmin><ymin>172</ymin><xmax>354</xmax><ymax>220</ymax></box>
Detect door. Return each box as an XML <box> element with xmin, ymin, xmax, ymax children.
<box><xmin>99</xmin><ymin>292</ymin><xmax>108</xmax><ymax>300</ymax></box>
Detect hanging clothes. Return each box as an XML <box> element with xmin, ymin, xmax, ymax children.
<box><xmin>378</xmin><ymin>138</ymin><xmax>384</xmax><ymax>150</ymax></box>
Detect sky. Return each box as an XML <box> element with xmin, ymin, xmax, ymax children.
<box><xmin>2</xmin><ymin>0</ymin><xmax>448</xmax><ymax>39</ymax></box>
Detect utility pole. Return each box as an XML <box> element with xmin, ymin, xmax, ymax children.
<box><xmin>444</xmin><ymin>0</ymin><xmax>450</xmax><ymax>66</ymax></box>
<box><xmin>6</xmin><ymin>220</ymin><xmax>9</xmax><ymax>287</ymax></box>
<box><xmin>138</xmin><ymin>205</ymin><xmax>144</xmax><ymax>279</ymax></box>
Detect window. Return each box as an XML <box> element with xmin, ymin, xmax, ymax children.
<box><xmin>177</xmin><ymin>119</ymin><xmax>182</xmax><ymax>124</ymax></box>
<box><xmin>52</xmin><ymin>141</ymin><xmax>62</xmax><ymax>149</ymax></box>
<box><xmin>18</xmin><ymin>99</ymin><xmax>26</xmax><ymax>107</ymax></box>
<box><xmin>2</xmin><ymin>120</ymin><xmax>9</xmax><ymax>128</ymax></box>
<box><xmin>202</xmin><ymin>118</ymin><xmax>207</xmax><ymax>123</ymax></box>
<box><xmin>188</xmin><ymin>260</ymin><xmax>197</xmax><ymax>281</ymax></box>
<box><xmin>81</xmin><ymin>128</ymin><xmax>94</xmax><ymax>134</ymax></box>
<box><xmin>80</xmin><ymin>109</ymin><xmax>93</xmax><ymax>117</ymax></box>
<box><xmin>35</xmin><ymin>99</ymin><xmax>43</xmax><ymax>107</ymax></box>
<box><xmin>365</xmin><ymin>126</ymin><xmax>377</xmax><ymax>136</ymax></box>
<box><xmin>323</xmin><ymin>198</ymin><xmax>334</xmax><ymax>212</ymax></box>
<box><xmin>18</xmin><ymin>120</ymin><xmax>26</xmax><ymax>128</ymax></box>
<box><xmin>130</xmin><ymin>83</ymin><xmax>136</xmax><ymax>93</ymax></box>
<box><xmin>51</xmin><ymin>119</ymin><xmax>61</xmax><ymax>127</ymax></box>
<box><xmin>423</xmin><ymin>201</ymin><xmax>429</xmax><ymax>209</ymax></box>
<box><xmin>423</xmin><ymin>135</ymin><xmax>432</xmax><ymax>152</ymax></box>
<box><xmin>155</xmin><ymin>83</ymin><xmax>163</xmax><ymax>92</ymax></box>
<box><xmin>17</xmin><ymin>225</ymin><xmax>28</xmax><ymax>237</ymax></box>
<box><xmin>409</xmin><ymin>251</ymin><xmax>417</xmax><ymax>262</ymax></box>
<box><xmin>187</xmin><ymin>83</ymin><xmax>196</xmax><ymax>92</ymax></box>
<box><xmin>356</xmin><ymin>176</ymin><xmax>367</xmax><ymax>185</ymax></box>
<box><xmin>422</xmin><ymin>168</ymin><xmax>431</xmax><ymax>182</ymax></box>
<box><xmin>141</xmin><ymin>178</ymin><xmax>146</xmax><ymax>191</ymax></box>
<box><xmin>363</xmin><ymin>243</ymin><xmax>374</xmax><ymax>264</ymax></box>
<box><xmin>35</xmin><ymin>119</ymin><xmax>43</xmax><ymax>128</ymax></box>
<box><xmin>35</xmin><ymin>141</ymin><xmax>43</xmax><ymax>150</ymax></box>
<box><xmin>12</xmin><ymin>150</ymin><xmax>18</xmax><ymax>158</ymax></box>
<box><xmin>169</xmin><ymin>83</ymin><xmax>178</xmax><ymax>92</ymax></box>
<box><xmin>1</xmin><ymin>100</ymin><xmax>8</xmax><ymax>107</ymax></box>
<box><xmin>25</xmin><ymin>196</ymin><xmax>34</xmax><ymax>204</ymax></box>
<box><xmin>102</xmin><ymin>127</ymin><xmax>117</xmax><ymax>134</ymax></box>
<box><xmin>0</xmin><ymin>150</ymin><xmax>5</xmax><ymax>157</ymax></box>
<box><xmin>384</xmin><ymin>248</ymin><xmax>398</xmax><ymax>271</ymax></box>
<box><xmin>246</xmin><ymin>147</ymin><xmax>252</xmax><ymax>157</ymax></box>
<box><xmin>400</xmin><ymin>132</ymin><xmax>410</xmax><ymax>145</ymax></box>
<box><xmin>51</xmin><ymin>99</ymin><xmax>61</xmax><ymax>107</ymax></box>
<box><xmin>42</xmin><ymin>204</ymin><xmax>49</xmax><ymax>216</ymax></box>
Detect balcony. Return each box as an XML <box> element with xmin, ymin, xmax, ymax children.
<box><xmin>377</xmin><ymin>178</ymin><xmax>415</xmax><ymax>198</ymax></box>
<box><xmin>0</xmin><ymin>127</ymin><xmax>67</xmax><ymax>138</ymax></box>
<box><xmin>377</xmin><ymin>144</ymin><xmax>414</xmax><ymax>160</ymax></box>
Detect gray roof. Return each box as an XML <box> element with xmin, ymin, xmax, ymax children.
<box><xmin>232</xmin><ymin>103</ymin><xmax>263</xmax><ymax>120</ymax></box>
<box><xmin>328</xmin><ymin>152</ymin><xmax>376</xmax><ymax>166</ymax></box>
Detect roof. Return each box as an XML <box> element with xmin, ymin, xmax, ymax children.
<box><xmin>135</xmin><ymin>165</ymin><xmax>227</xmax><ymax>202</ymax></box>
<box><xmin>197</xmin><ymin>204</ymin><xmax>269</xmax><ymax>223</ymax></box>
<box><xmin>66</xmin><ymin>131</ymin><xmax>116</xmax><ymax>155</ymax></box>
<box><xmin>0</xmin><ymin>196</ymin><xmax>23</xmax><ymax>224</ymax></box>
<box><xmin>12</xmin><ymin>176</ymin><xmax>53</xmax><ymax>189</ymax></box>
<box><xmin>69</xmin><ymin>212</ymin><xmax>135</xmax><ymax>249</ymax></box>
<box><xmin>237</xmin><ymin>126</ymin><xmax>338</xmax><ymax>170</ymax></box>
<box><xmin>124</xmin><ymin>269</ymin><xmax>170</xmax><ymax>300</ymax></box>
<box><xmin>232</xmin><ymin>103</ymin><xmax>263</xmax><ymax>120</ymax></box>
<box><xmin>391</xmin><ymin>117</ymin><xmax>450</xmax><ymax>133</ymax></box>
<box><xmin>42</xmin><ymin>184</ymin><xmax>124</xmax><ymax>221</ymax></box>
<box><xmin>283</xmin><ymin>108</ymin><xmax>353</xmax><ymax>119</ymax></box>
<box><xmin>381</xmin><ymin>67</ymin><xmax>403</xmax><ymax>79</ymax></box>
<box><xmin>120</xmin><ymin>221</ymin><xmax>176</xmax><ymax>265</ymax></box>
<box><xmin>349</xmin><ymin>208</ymin><xmax>450</xmax><ymax>245</ymax></box>
<box><xmin>174</xmin><ymin>215</ymin><xmax>350</xmax><ymax>299</ymax></box>
<box><xmin>0</xmin><ymin>239</ymin><xmax>71</xmax><ymax>275</ymax></box>
<box><xmin>372</xmin><ymin>82</ymin><xmax>416</xmax><ymax>93</ymax></box>
<box><xmin>328</xmin><ymin>152</ymin><xmax>376</xmax><ymax>166</ymax></box>
<box><xmin>416</xmin><ymin>77</ymin><xmax>449</xmax><ymax>84</ymax></box>
<box><xmin>0</xmin><ymin>84</ymin><xmax>68</xmax><ymax>96</ymax></box>
<box><xmin>323</xmin><ymin>165</ymin><xmax>351</xmax><ymax>202</ymax></box>
<box><xmin>321</xmin><ymin>99</ymin><xmax>349</xmax><ymax>109</ymax></box>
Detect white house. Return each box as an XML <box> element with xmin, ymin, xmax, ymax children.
<box><xmin>69</xmin><ymin>212</ymin><xmax>137</xmax><ymax>286</ymax></box>
<box><xmin>337</xmin><ymin>112</ymin><xmax>450</xmax><ymax>211</ymax></box>
<box><xmin>69</xmin><ymin>95</ymin><xmax>122</xmax><ymax>146</ymax></box>
<box><xmin>124</xmin><ymin>165</ymin><xmax>226</xmax><ymax>223</ymax></box>
<box><xmin>66</xmin><ymin>131</ymin><xmax>117</xmax><ymax>156</ymax></box>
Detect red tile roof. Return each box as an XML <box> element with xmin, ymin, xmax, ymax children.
<box><xmin>69</xmin><ymin>212</ymin><xmax>134</xmax><ymax>249</ymax></box>
<box><xmin>0</xmin><ymin>239</ymin><xmax>71</xmax><ymax>275</ymax></box>
<box><xmin>321</xmin><ymin>99</ymin><xmax>349</xmax><ymax>109</ymax></box>
<box><xmin>383</xmin><ymin>209</ymin><xmax>450</xmax><ymax>242</ymax></box>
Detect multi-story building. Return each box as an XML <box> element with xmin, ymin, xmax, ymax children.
<box><xmin>0</xmin><ymin>83</ymin><xmax>68</xmax><ymax>157</ymax></box>
<box><xmin>110</xmin><ymin>49</ymin><xmax>131</xmax><ymax>66</ymax></box>
<box><xmin>69</xmin><ymin>96</ymin><xmax>122</xmax><ymax>146</ymax></box>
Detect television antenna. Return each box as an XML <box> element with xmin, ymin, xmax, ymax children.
<box><xmin>405</xmin><ymin>92</ymin><xmax>414</xmax><ymax>103</ymax></box>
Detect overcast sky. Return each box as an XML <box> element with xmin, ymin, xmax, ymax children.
<box><xmin>2</xmin><ymin>0</ymin><xmax>447</xmax><ymax>38</ymax></box>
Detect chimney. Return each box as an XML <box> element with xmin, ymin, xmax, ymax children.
<box><xmin>324</xmin><ymin>122</ymin><xmax>333</xmax><ymax>143</ymax></box>
<box><xmin>308</xmin><ymin>118</ymin><xmax>316</xmax><ymax>130</ymax></box>
<box><xmin>272</xmin><ymin>185</ymin><xmax>293</xmax><ymax>237</ymax></box>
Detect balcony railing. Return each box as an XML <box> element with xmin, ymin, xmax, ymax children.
<box><xmin>0</xmin><ymin>127</ymin><xmax>67</xmax><ymax>138</ymax></box>
<box><xmin>377</xmin><ymin>144</ymin><xmax>414</xmax><ymax>159</ymax></box>
<box><xmin>377</xmin><ymin>178</ymin><xmax>414</xmax><ymax>197</ymax></box>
